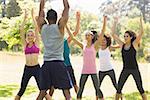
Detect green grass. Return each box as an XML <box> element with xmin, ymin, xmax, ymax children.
<box><xmin>0</xmin><ymin>84</ymin><xmax>150</xmax><ymax>100</ymax></box>
<box><xmin>106</xmin><ymin>91</ymin><xmax>150</xmax><ymax>100</ymax></box>
<box><xmin>124</xmin><ymin>91</ymin><xmax>150</xmax><ymax>100</ymax></box>
<box><xmin>0</xmin><ymin>84</ymin><xmax>38</xmax><ymax>97</ymax></box>
<box><xmin>0</xmin><ymin>84</ymin><xmax>18</xmax><ymax>97</ymax></box>
<box><xmin>23</xmin><ymin>85</ymin><xmax>38</xmax><ymax>96</ymax></box>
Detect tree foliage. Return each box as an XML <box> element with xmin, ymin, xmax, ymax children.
<box><xmin>0</xmin><ymin>16</ymin><xmax>34</xmax><ymax>51</ymax></box>
<box><xmin>0</xmin><ymin>0</ymin><xmax>149</xmax><ymax>62</ymax></box>
<box><xmin>6</xmin><ymin>0</ymin><xmax>21</xmax><ymax>18</ymax></box>
<box><xmin>99</xmin><ymin>0</ymin><xmax>150</xmax><ymax>22</ymax></box>
<box><xmin>0</xmin><ymin>0</ymin><xmax>3</xmax><ymax>3</ymax></box>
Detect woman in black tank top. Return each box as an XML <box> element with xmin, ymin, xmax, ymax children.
<box><xmin>111</xmin><ymin>17</ymin><xmax>147</xmax><ymax>100</ymax></box>
<box><xmin>122</xmin><ymin>43</ymin><xmax>138</xmax><ymax>69</ymax></box>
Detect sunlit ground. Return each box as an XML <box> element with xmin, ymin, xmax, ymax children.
<box><xmin>0</xmin><ymin>51</ymin><xmax>150</xmax><ymax>100</ymax></box>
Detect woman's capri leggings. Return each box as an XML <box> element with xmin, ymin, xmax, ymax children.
<box><xmin>99</xmin><ymin>69</ymin><xmax>118</xmax><ymax>90</ymax></box>
<box><xmin>117</xmin><ymin>69</ymin><xmax>145</xmax><ymax>94</ymax></box>
<box><xmin>17</xmin><ymin>64</ymin><xmax>40</xmax><ymax>96</ymax></box>
<box><xmin>77</xmin><ymin>74</ymin><xmax>103</xmax><ymax>98</ymax></box>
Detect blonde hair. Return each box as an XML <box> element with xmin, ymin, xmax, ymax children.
<box><xmin>25</xmin><ymin>29</ymin><xmax>35</xmax><ymax>39</ymax></box>
<box><xmin>27</xmin><ymin>29</ymin><xmax>34</xmax><ymax>34</ymax></box>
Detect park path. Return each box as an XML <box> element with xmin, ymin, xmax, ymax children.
<box><xmin>0</xmin><ymin>51</ymin><xmax>150</xmax><ymax>100</ymax></box>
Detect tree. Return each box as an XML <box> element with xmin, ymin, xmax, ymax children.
<box><xmin>0</xmin><ymin>0</ymin><xmax>3</xmax><ymax>3</ymax></box>
<box><xmin>0</xmin><ymin>16</ymin><xmax>34</xmax><ymax>51</ymax></box>
<box><xmin>98</xmin><ymin>0</ymin><xmax>150</xmax><ymax>22</ymax></box>
<box><xmin>128</xmin><ymin>0</ymin><xmax>150</xmax><ymax>22</ymax></box>
<box><xmin>6</xmin><ymin>0</ymin><xmax>21</xmax><ymax>18</ymax></box>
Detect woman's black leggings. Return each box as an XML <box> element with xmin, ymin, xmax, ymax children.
<box><xmin>77</xmin><ymin>74</ymin><xmax>103</xmax><ymax>98</ymax></box>
<box><xmin>99</xmin><ymin>69</ymin><xmax>118</xmax><ymax>90</ymax></box>
<box><xmin>117</xmin><ymin>69</ymin><xmax>145</xmax><ymax>94</ymax></box>
<box><xmin>17</xmin><ymin>64</ymin><xmax>40</xmax><ymax>97</ymax></box>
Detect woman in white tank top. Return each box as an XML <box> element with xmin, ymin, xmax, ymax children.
<box><xmin>97</xmin><ymin>16</ymin><xmax>120</xmax><ymax>95</ymax></box>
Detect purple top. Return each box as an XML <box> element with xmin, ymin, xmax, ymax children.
<box><xmin>25</xmin><ymin>43</ymin><xmax>40</xmax><ymax>54</ymax></box>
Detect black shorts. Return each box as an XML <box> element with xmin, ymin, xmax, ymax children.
<box><xmin>39</xmin><ymin>60</ymin><xmax>72</xmax><ymax>90</ymax></box>
<box><xmin>66</xmin><ymin>66</ymin><xmax>77</xmax><ymax>86</ymax></box>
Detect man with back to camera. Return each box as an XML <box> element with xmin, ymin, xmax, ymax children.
<box><xmin>36</xmin><ymin>0</ymin><xmax>71</xmax><ymax>100</ymax></box>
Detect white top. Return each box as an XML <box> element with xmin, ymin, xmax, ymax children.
<box><xmin>98</xmin><ymin>47</ymin><xmax>113</xmax><ymax>71</ymax></box>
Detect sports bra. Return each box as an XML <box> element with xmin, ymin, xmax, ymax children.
<box><xmin>25</xmin><ymin>43</ymin><xmax>40</xmax><ymax>54</ymax></box>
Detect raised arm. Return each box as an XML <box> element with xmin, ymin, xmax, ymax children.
<box><xmin>31</xmin><ymin>8</ymin><xmax>40</xmax><ymax>47</ymax></box>
<box><xmin>94</xmin><ymin>16</ymin><xmax>107</xmax><ymax>51</ymax></box>
<box><xmin>37</xmin><ymin>0</ymin><xmax>46</xmax><ymax>32</ymax></box>
<box><xmin>20</xmin><ymin>10</ymin><xmax>27</xmax><ymax>48</ymax></box>
<box><xmin>58</xmin><ymin>0</ymin><xmax>70</xmax><ymax>35</ymax></box>
<box><xmin>99</xmin><ymin>16</ymin><xmax>107</xmax><ymax>36</ymax></box>
<box><xmin>109</xmin><ymin>45</ymin><xmax>120</xmax><ymax>51</ymax></box>
<box><xmin>66</xmin><ymin>25</ymin><xmax>83</xmax><ymax>49</ymax></box>
<box><xmin>67</xmin><ymin>11</ymin><xmax>80</xmax><ymax>43</ymax></box>
<box><xmin>111</xmin><ymin>17</ymin><xmax>124</xmax><ymax>48</ymax></box>
<box><xmin>133</xmin><ymin>17</ymin><xmax>144</xmax><ymax>49</ymax></box>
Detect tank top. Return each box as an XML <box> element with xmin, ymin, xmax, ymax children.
<box><xmin>41</xmin><ymin>24</ymin><xmax>64</xmax><ymax>61</ymax></box>
<box><xmin>122</xmin><ymin>44</ymin><xmax>138</xmax><ymax>69</ymax></box>
<box><xmin>63</xmin><ymin>39</ymin><xmax>72</xmax><ymax>66</ymax></box>
<box><xmin>82</xmin><ymin>44</ymin><xmax>97</xmax><ymax>74</ymax></box>
<box><xmin>24</xmin><ymin>43</ymin><xmax>39</xmax><ymax>54</ymax></box>
<box><xmin>98</xmin><ymin>47</ymin><xmax>113</xmax><ymax>71</ymax></box>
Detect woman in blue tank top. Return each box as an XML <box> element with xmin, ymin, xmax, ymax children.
<box><xmin>111</xmin><ymin>17</ymin><xmax>147</xmax><ymax>100</ymax></box>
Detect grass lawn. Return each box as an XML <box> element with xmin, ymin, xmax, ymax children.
<box><xmin>0</xmin><ymin>84</ymin><xmax>150</xmax><ymax>100</ymax></box>
<box><xmin>0</xmin><ymin>84</ymin><xmax>37</xmax><ymax>97</ymax></box>
<box><xmin>106</xmin><ymin>91</ymin><xmax>150</xmax><ymax>100</ymax></box>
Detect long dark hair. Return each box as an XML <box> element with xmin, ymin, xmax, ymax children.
<box><xmin>104</xmin><ymin>34</ymin><xmax>111</xmax><ymax>47</ymax></box>
<box><xmin>91</xmin><ymin>31</ymin><xmax>98</xmax><ymax>44</ymax></box>
<box><xmin>125</xmin><ymin>30</ymin><xmax>136</xmax><ymax>43</ymax></box>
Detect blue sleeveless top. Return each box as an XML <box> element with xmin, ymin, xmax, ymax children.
<box><xmin>63</xmin><ymin>39</ymin><xmax>72</xmax><ymax>66</ymax></box>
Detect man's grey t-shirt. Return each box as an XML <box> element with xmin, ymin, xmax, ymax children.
<box><xmin>41</xmin><ymin>24</ymin><xmax>64</xmax><ymax>61</ymax></box>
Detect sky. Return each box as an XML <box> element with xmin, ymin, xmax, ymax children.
<box><xmin>47</xmin><ymin>0</ymin><xmax>108</xmax><ymax>15</ymax></box>
<box><xmin>69</xmin><ymin>0</ymin><xmax>105</xmax><ymax>13</ymax></box>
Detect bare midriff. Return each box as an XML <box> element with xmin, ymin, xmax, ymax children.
<box><xmin>25</xmin><ymin>53</ymin><xmax>39</xmax><ymax>66</ymax></box>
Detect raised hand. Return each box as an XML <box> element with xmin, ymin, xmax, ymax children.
<box><xmin>133</xmin><ymin>15</ymin><xmax>144</xmax><ymax>48</ymax></box>
<box><xmin>101</xmin><ymin>15</ymin><xmax>107</xmax><ymax>34</ymax></box>
<box><xmin>111</xmin><ymin>16</ymin><xmax>118</xmax><ymax>35</ymax></box>
<box><xmin>24</xmin><ymin>9</ymin><xmax>28</xmax><ymax>21</ymax></box>
<box><xmin>31</xmin><ymin>8</ymin><xmax>37</xmax><ymax>25</ymax></box>
<box><xmin>140</xmin><ymin>16</ymin><xmax>144</xmax><ymax>34</ymax></box>
<box><xmin>58</xmin><ymin>0</ymin><xmax>70</xmax><ymax>35</ymax></box>
<box><xmin>111</xmin><ymin>16</ymin><xmax>124</xmax><ymax>47</ymax></box>
<box><xmin>31</xmin><ymin>8</ymin><xmax>34</xmax><ymax>18</ymax></box>
<box><xmin>104</xmin><ymin>15</ymin><xmax>107</xmax><ymax>22</ymax></box>
<box><xmin>113</xmin><ymin>16</ymin><xmax>118</xmax><ymax>24</ymax></box>
<box><xmin>76</xmin><ymin>11</ymin><xmax>80</xmax><ymax>20</ymax></box>
<box><xmin>20</xmin><ymin>9</ymin><xmax>28</xmax><ymax>47</ymax></box>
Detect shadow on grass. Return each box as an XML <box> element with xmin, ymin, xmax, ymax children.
<box><xmin>0</xmin><ymin>84</ymin><xmax>37</xmax><ymax>97</ymax></box>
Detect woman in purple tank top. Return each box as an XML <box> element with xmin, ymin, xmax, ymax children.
<box><xmin>15</xmin><ymin>9</ymin><xmax>50</xmax><ymax>100</ymax></box>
